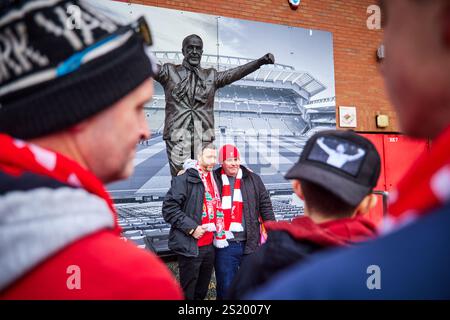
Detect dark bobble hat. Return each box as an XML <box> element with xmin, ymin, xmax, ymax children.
<box><xmin>0</xmin><ymin>0</ymin><xmax>156</xmax><ymax>139</ymax></box>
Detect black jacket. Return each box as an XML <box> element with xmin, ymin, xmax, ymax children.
<box><xmin>162</xmin><ymin>168</ymin><xmax>211</xmax><ymax>257</ymax></box>
<box><xmin>213</xmin><ymin>165</ymin><xmax>275</xmax><ymax>255</ymax></box>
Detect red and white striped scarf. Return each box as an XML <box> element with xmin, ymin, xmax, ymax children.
<box><xmin>383</xmin><ymin>125</ymin><xmax>450</xmax><ymax>232</ymax></box>
<box><xmin>195</xmin><ymin>163</ymin><xmax>220</xmax><ymax>233</ymax></box>
<box><xmin>215</xmin><ymin>168</ymin><xmax>244</xmax><ymax>248</ymax></box>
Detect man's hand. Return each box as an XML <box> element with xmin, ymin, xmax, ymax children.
<box><xmin>260</xmin><ymin>53</ymin><xmax>275</xmax><ymax>65</ymax></box>
<box><xmin>192</xmin><ymin>225</ymin><xmax>207</xmax><ymax>239</ymax></box>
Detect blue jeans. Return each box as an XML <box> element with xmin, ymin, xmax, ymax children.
<box><xmin>214</xmin><ymin>241</ymin><xmax>246</xmax><ymax>300</ymax></box>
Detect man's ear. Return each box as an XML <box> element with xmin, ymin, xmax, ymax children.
<box><xmin>367</xmin><ymin>194</ymin><xmax>378</xmax><ymax>211</ymax></box>
<box><xmin>356</xmin><ymin>194</ymin><xmax>378</xmax><ymax>215</ymax></box>
<box><xmin>292</xmin><ymin>180</ymin><xmax>304</xmax><ymax>200</ymax></box>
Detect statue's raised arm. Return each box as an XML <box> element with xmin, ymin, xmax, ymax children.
<box><xmin>215</xmin><ymin>53</ymin><xmax>275</xmax><ymax>88</ymax></box>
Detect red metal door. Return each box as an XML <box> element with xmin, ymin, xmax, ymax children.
<box><xmin>357</xmin><ymin>133</ymin><xmax>429</xmax><ymax>226</ymax></box>
<box><xmin>383</xmin><ymin>134</ymin><xmax>429</xmax><ymax>191</ymax></box>
<box><xmin>359</xmin><ymin>133</ymin><xmax>385</xmax><ymax>225</ymax></box>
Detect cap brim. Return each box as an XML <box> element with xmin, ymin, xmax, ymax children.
<box><xmin>285</xmin><ymin>163</ymin><xmax>371</xmax><ymax>207</ymax></box>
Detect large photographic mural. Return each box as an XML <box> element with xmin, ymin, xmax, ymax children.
<box><xmin>99</xmin><ymin>0</ymin><xmax>336</xmax><ymax>205</ymax></box>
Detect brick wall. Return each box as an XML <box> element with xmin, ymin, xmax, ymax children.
<box><xmin>122</xmin><ymin>0</ymin><xmax>398</xmax><ymax>132</ymax></box>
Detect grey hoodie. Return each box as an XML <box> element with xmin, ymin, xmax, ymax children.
<box><xmin>0</xmin><ymin>178</ymin><xmax>114</xmax><ymax>291</ymax></box>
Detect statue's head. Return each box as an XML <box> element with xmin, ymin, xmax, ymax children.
<box><xmin>182</xmin><ymin>34</ymin><xmax>203</xmax><ymax>67</ymax></box>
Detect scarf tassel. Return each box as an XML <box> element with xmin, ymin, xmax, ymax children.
<box><xmin>229</xmin><ymin>222</ymin><xmax>244</xmax><ymax>232</ymax></box>
<box><xmin>225</xmin><ymin>230</ymin><xmax>235</xmax><ymax>239</ymax></box>
<box><xmin>202</xmin><ymin>223</ymin><xmax>217</xmax><ymax>232</ymax></box>
<box><xmin>213</xmin><ymin>238</ymin><xmax>229</xmax><ymax>248</ymax></box>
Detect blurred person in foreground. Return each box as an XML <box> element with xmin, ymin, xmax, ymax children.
<box><xmin>249</xmin><ymin>0</ymin><xmax>450</xmax><ymax>299</ymax></box>
<box><xmin>0</xmin><ymin>0</ymin><xmax>182</xmax><ymax>299</ymax></box>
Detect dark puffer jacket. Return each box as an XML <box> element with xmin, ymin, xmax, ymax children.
<box><xmin>162</xmin><ymin>168</ymin><xmax>209</xmax><ymax>257</ymax></box>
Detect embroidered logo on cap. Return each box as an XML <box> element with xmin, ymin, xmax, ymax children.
<box><xmin>307</xmin><ymin>136</ymin><xmax>366</xmax><ymax>176</ymax></box>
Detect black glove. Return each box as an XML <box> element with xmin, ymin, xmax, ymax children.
<box><xmin>259</xmin><ymin>53</ymin><xmax>275</xmax><ymax>65</ymax></box>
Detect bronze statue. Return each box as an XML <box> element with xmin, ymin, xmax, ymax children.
<box><xmin>154</xmin><ymin>34</ymin><xmax>275</xmax><ymax>176</ymax></box>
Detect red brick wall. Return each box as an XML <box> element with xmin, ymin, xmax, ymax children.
<box><xmin>123</xmin><ymin>0</ymin><xmax>398</xmax><ymax>132</ymax></box>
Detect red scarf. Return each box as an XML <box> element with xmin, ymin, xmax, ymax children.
<box><xmin>0</xmin><ymin>134</ymin><xmax>120</xmax><ymax>233</ymax></box>
<box><xmin>385</xmin><ymin>125</ymin><xmax>450</xmax><ymax>231</ymax></box>
<box><xmin>265</xmin><ymin>215</ymin><xmax>377</xmax><ymax>247</ymax></box>
<box><xmin>215</xmin><ymin>168</ymin><xmax>243</xmax><ymax>248</ymax></box>
<box><xmin>195</xmin><ymin>163</ymin><xmax>221</xmax><ymax>246</ymax></box>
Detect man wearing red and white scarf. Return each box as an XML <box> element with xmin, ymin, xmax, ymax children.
<box><xmin>0</xmin><ymin>0</ymin><xmax>182</xmax><ymax>300</ymax></box>
<box><xmin>162</xmin><ymin>143</ymin><xmax>219</xmax><ymax>300</ymax></box>
<box><xmin>213</xmin><ymin>144</ymin><xmax>275</xmax><ymax>300</ymax></box>
<box><xmin>250</xmin><ymin>0</ymin><xmax>450</xmax><ymax>300</ymax></box>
